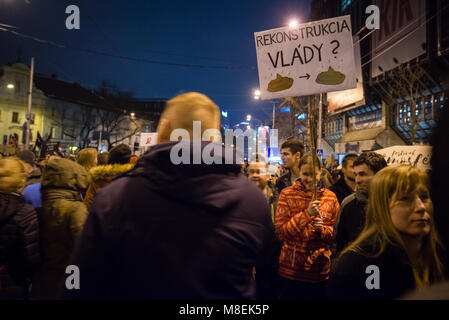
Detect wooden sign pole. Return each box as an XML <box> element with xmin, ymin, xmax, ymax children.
<box><xmin>308</xmin><ymin>95</ymin><xmax>318</xmax><ymax>201</ymax></box>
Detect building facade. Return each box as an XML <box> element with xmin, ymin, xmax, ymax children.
<box><xmin>307</xmin><ymin>0</ymin><xmax>449</xmax><ymax>160</ymax></box>
<box><xmin>0</xmin><ymin>62</ymin><xmax>165</xmax><ymax>155</ymax></box>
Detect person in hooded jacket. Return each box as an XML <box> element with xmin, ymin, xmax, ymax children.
<box><xmin>83</xmin><ymin>144</ymin><xmax>134</xmax><ymax>210</ymax></box>
<box><xmin>63</xmin><ymin>92</ymin><xmax>274</xmax><ymax>299</ymax></box>
<box><xmin>31</xmin><ymin>158</ymin><xmax>89</xmax><ymax>299</ymax></box>
<box><xmin>0</xmin><ymin>157</ymin><xmax>40</xmax><ymax>299</ymax></box>
<box><xmin>275</xmin><ymin>153</ymin><xmax>339</xmax><ymax>300</ymax></box>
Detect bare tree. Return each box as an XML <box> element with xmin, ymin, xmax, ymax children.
<box><xmin>78</xmin><ymin>106</ymin><xmax>100</xmax><ymax>148</ymax></box>
<box><xmin>51</xmin><ymin>108</ymin><xmax>77</xmax><ymax>141</ymax></box>
<box><xmin>387</xmin><ymin>63</ymin><xmax>425</xmax><ymax>144</ymax></box>
<box><xmin>97</xmin><ymin>109</ymin><xmax>141</xmax><ymax>148</ymax></box>
<box><xmin>282</xmin><ymin>96</ymin><xmax>310</xmax><ymax>149</ymax></box>
<box><xmin>51</xmin><ymin>105</ymin><xmax>99</xmax><ymax>148</ymax></box>
<box><xmin>95</xmin><ymin>80</ymin><xmax>139</xmax><ymax>148</ymax></box>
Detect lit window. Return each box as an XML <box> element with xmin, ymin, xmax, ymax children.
<box><xmin>342</xmin><ymin>0</ymin><xmax>352</xmax><ymax>11</ymax></box>
<box><xmin>12</xmin><ymin>112</ymin><xmax>19</xmax><ymax>123</ymax></box>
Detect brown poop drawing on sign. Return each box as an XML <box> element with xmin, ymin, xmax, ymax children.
<box><xmin>267</xmin><ymin>74</ymin><xmax>294</xmax><ymax>92</ymax></box>
<box><xmin>315</xmin><ymin>66</ymin><xmax>346</xmax><ymax>85</ymax></box>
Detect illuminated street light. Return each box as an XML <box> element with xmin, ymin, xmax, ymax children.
<box><xmin>246</xmin><ymin>115</ymin><xmax>252</xmax><ymax>121</ymax></box>
<box><xmin>254</xmin><ymin>89</ymin><xmax>261</xmax><ymax>100</ymax></box>
<box><xmin>130</xmin><ymin>112</ymin><xmax>135</xmax><ymax>117</ymax></box>
<box><xmin>289</xmin><ymin>20</ymin><xmax>299</xmax><ymax>28</ymax></box>
<box><xmin>7</xmin><ymin>83</ymin><xmax>14</xmax><ymax>89</ymax></box>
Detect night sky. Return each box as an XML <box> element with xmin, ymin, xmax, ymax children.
<box><xmin>0</xmin><ymin>0</ymin><xmax>311</xmax><ymax>125</ymax></box>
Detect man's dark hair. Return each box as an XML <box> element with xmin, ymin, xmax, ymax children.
<box><xmin>342</xmin><ymin>153</ymin><xmax>358</xmax><ymax>169</ymax></box>
<box><xmin>353</xmin><ymin>151</ymin><xmax>387</xmax><ymax>174</ymax></box>
<box><xmin>281</xmin><ymin>139</ymin><xmax>304</xmax><ymax>156</ymax></box>
<box><xmin>108</xmin><ymin>144</ymin><xmax>131</xmax><ymax>164</ymax></box>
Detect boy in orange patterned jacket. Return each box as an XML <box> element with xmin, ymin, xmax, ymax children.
<box><xmin>275</xmin><ymin>152</ymin><xmax>339</xmax><ymax>299</ymax></box>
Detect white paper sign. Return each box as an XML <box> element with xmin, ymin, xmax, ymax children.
<box><xmin>140</xmin><ymin>132</ymin><xmax>158</xmax><ymax>147</ymax></box>
<box><xmin>374</xmin><ymin>145</ymin><xmax>432</xmax><ymax>172</ymax></box>
<box><xmin>254</xmin><ymin>15</ymin><xmax>357</xmax><ymax>99</ymax></box>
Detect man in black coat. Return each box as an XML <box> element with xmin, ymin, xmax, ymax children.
<box><xmin>334</xmin><ymin>152</ymin><xmax>387</xmax><ymax>255</ymax></box>
<box><xmin>63</xmin><ymin>92</ymin><xmax>274</xmax><ymax>299</ymax></box>
<box><xmin>329</xmin><ymin>153</ymin><xmax>358</xmax><ymax>204</ymax></box>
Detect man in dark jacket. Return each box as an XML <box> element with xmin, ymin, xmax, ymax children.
<box><xmin>275</xmin><ymin>140</ymin><xmax>303</xmax><ymax>195</ymax></box>
<box><xmin>334</xmin><ymin>152</ymin><xmax>387</xmax><ymax>255</ymax></box>
<box><xmin>329</xmin><ymin>153</ymin><xmax>358</xmax><ymax>204</ymax></box>
<box><xmin>64</xmin><ymin>92</ymin><xmax>274</xmax><ymax>299</ymax></box>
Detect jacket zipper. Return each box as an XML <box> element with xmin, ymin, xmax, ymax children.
<box><xmin>291</xmin><ymin>245</ymin><xmax>296</xmax><ymax>267</ymax></box>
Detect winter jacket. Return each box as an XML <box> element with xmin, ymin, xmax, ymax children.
<box><xmin>334</xmin><ymin>191</ymin><xmax>368</xmax><ymax>255</ymax></box>
<box><xmin>31</xmin><ymin>159</ymin><xmax>89</xmax><ymax>300</ymax></box>
<box><xmin>0</xmin><ymin>192</ymin><xmax>40</xmax><ymax>299</ymax></box>
<box><xmin>83</xmin><ymin>163</ymin><xmax>134</xmax><ymax>210</ymax></box>
<box><xmin>63</xmin><ymin>141</ymin><xmax>274</xmax><ymax>299</ymax></box>
<box><xmin>275</xmin><ymin>180</ymin><xmax>339</xmax><ymax>283</ymax></box>
<box><xmin>328</xmin><ymin>243</ymin><xmax>418</xmax><ymax>300</ymax></box>
<box><xmin>275</xmin><ymin>171</ymin><xmax>293</xmax><ymax>195</ymax></box>
<box><xmin>329</xmin><ymin>177</ymin><xmax>354</xmax><ymax>204</ymax></box>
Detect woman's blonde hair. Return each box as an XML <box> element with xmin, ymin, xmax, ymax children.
<box><xmin>342</xmin><ymin>165</ymin><xmax>444</xmax><ymax>287</ymax></box>
<box><xmin>77</xmin><ymin>148</ymin><xmax>98</xmax><ymax>171</ymax></box>
<box><xmin>0</xmin><ymin>157</ymin><xmax>28</xmax><ymax>193</ymax></box>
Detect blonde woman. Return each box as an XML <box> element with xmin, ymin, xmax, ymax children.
<box><xmin>77</xmin><ymin>148</ymin><xmax>98</xmax><ymax>172</ymax></box>
<box><xmin>328</xmin><ymin>165</ymin><xmax>445</xmax><ymax>299</ymax></box>
<box><xmin>0</xmin><ymin>158</ymin><xmax>40</xmax><ymax>299</ymax></box>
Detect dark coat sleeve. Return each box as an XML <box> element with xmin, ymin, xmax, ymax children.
<box><xmin>16</xmin><ymin>204</ymin><xmax>41</xmax><ymax>277</ymax></box>
<box><xmin>335</xmin><ymin>205</ymin><xmax>350</xmax><ymax>255</ymax></box>
<box><xmin>61</xmin><ymin>202</ymin><xmax>116</xmax><ymax>299</ymax></box>
<box><xmin>255</xmin><ymin>201</ymin><xmax>281</xmax><ymax>299</ymax></box>
<box><xmin>327</xmin><ymin>251</ymin><xmax>370</xmax><ymax>300</ymax></box>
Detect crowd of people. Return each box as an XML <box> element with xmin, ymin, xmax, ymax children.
<box><xmin>0</xmin><ymin>91</ymin><xmax>448</xmax><ymax>300</ymax></box>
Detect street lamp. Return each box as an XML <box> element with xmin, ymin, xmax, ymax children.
<box><xmin>7</xmin><ymin>83</ymin><xmax>14</xmax><ymax>89</ymax></box>
<box><xmin>289</xmin><ymin>20</ymin><xmax>299</xmax><ymax>28</ymax></box>
<box><xmin>246</xmin><ymin>114</ymin><xmax>252</xmax><ymax>122</ymax></box>
<box><xmin>253</xmin><ymin>88</ymin><xmax>278</xmax><ymax>129</ymax></box>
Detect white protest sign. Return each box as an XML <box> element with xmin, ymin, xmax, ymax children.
<box><xmin>254</xmin><ymin>15</ymin><xmax>357</xmax><ymax>99</ymax></box>
<box><xmin>374</xmin><ymin>145</ymin><xmax>432</xmax><ymax>172</ymax></box>
<box><xmin>140</xmin><ymin>132</ymin><xmax>158</xmax><ymax>147</ymax></box>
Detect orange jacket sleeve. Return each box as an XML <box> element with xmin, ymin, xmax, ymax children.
<box><xmin>312</xmin><ymin>194</ymin><xmax>340</xmax><ymax>242</ymax></box>
<box><xmin>275</xmin><ymin>190</ymin><xmax>314</xmax><ymax>242</ymax></box>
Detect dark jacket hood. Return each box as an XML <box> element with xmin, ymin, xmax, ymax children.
<box><xmin>41</xmin><ymin>158</ymin><xmax>90</xmax><ymax>191</ymax></box>
<box><xmin>125</xmin><ymin>141</ymin><xmax>249</xmax><ymax>210</ymax></box>
<box><xmin>0</xmin><ymin>192</ymin><xmax>24</xmax><ymax>225</ymax></box>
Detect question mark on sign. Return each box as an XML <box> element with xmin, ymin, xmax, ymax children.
<box><xmin>331</xmin><ymin>40</ymin><xmax>340</xmax><ymax>58</ymax></box>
